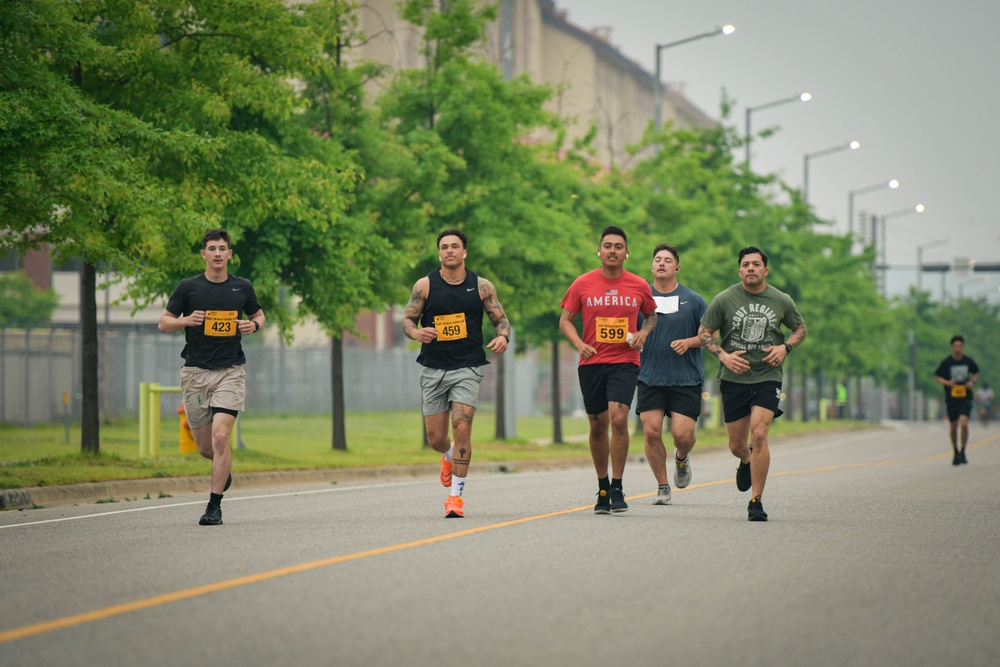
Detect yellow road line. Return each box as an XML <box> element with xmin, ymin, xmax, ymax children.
<box><xmin>3</xmin><ymin>432</ymin><xmax>997</xmax><ymax>644</ymax></box>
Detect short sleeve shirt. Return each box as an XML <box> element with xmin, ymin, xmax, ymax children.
<box><xmin>701</xmin><ymin>283</ymin><xmax>804</xmax><ymax>384</ymax></box>
<box><xmin>165</xmin><ymin>274</ymin><xmax>261</xmax><ymax>369</ymax></box>
<box><xmin>561</xmin><ymin>269</ymin><xmax>656</xmax><ymax>367</ymax></box>
<box><xmin>638</xmin><ymin>283</ymin><xmax>707</xmax><ymax>387</ymax></box>
<box><xmin>935</xmin><ymin>355</ymin><xmax>979</xmax><ymax>402</ymax></box>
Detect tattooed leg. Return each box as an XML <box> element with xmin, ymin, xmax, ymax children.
<box><xmin>450</xmin><ymin>403</ymin><xmax>476</xmax><ymax>477</ymax></box>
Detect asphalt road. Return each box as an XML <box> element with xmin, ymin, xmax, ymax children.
<box><xmin>2</xmin><ymin>422</ymin><xmax>998</xmax><ymax>667</ymax></box>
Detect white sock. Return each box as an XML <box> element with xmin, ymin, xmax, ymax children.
<box><xmin>443</xmin><ymin>442</ymin><xmax>454</xmax><ymax>462</ymax></box>
<box><xmin>450</xmin><ymin>475</ymin><xmax>466</xmax><ymax>497</ymax></box>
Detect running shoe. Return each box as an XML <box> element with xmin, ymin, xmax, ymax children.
<box><xmin>199</xmin><ymin>503</ymin><xmax>222</xmax><ymax>526</ymax></box>
<box><xmin>440</xmin><ymin>454</ymin><xmax>453</xmax><ymax>487</ymax></box>
<box><xmin>952</xmin><ymin>452</ymin><xmax>961</xmax><ymax>466</ymax></box>
<box><xmin>652</xmin><ymin>485</ymin><xmax>672</xmax><ymax>505</ymax></box>
<box><xmin>224</xmin><ymin>473</ymin><xmax>232</xmax><ymax>492</ymax></box>
<box><xmin>444</xmin><ymin>495</ymin><xmax>464</xmax><ymax>518</ymax></box>
<box><xmin>736</xmin><ymin>460</ymin><xmax>752</xmax><ymax>492</ymax></box>
<box><xmin>610</xmin><ymin>487</ymin><xmax>628</xmax><ymax>513</ymax></box>
<box><xmin>674</xmin><ymin>455</ymin><xmax>692</xmax><ymax>489</ymax></box>
<box><xmin>748</xmin><ymin>496</ymin><xmax>767</xmax><ymax>522</ymax></box>
<box><xmin>960</xmin><ymin>451</ymin><xmax>968</xmax><ymax>464</ymax></box>
<box><xmin>594</xmin><ymin>489</ymin><xmax>611</xmax><ymax>514</ymax></box>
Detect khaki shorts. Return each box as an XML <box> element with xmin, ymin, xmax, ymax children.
<box><xmin>180</xmin><ymin>365</ymin><xmax>246</xmax><ymax>429</ymax></box>
<box><xmin>420</xmin><ymin>366</ymin><xmax>484</xmax><ymax>416</ymax></box>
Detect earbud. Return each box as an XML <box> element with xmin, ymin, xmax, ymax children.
<box><xmin>597</xmin><ymin>252</ymin><xmax>601</xmax><ymax>258</ymax></box>
<box><xmin>463</xmin><ymin>254</ymin><xmax>467</xmax><ymax>258</ymax></box>
<box><xmin>626</xmin><ymin>252</ymin><xmax>629</xmax><ymax>259</ymax></box>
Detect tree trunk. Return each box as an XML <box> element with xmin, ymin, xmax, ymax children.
<box><xmin>80</xmin><ymin>257</ymin><xmax>100</xmax><ymax>453</ymax></box>
<box><xmin>551</xmin><ymin>339</ymin><xmax>563</xmax><ymax>444</ymax></box>
<box><xmin>801</xmin><ymin>356</ymin><xmax>809</xmax><ymax>422</ymax></box>
<box><xmin>331</xmin><ymin>335</ymin><xmax>346</xmax><ymax>450</ymax></box>
<box><xmin>785</xmin><ymin>360</ymin><xmax>794</xmax><ymax>421</ymax></box>
<box><xmin>495</xmin><ymin>353</ymin><xmax>507</xmax><ymax>439</ymax></box>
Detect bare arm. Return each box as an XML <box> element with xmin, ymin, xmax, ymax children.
<box><xmin>479</xmin><ymin>277</ymin><xmax>510</xmax><ymax>354</ymax></box>
<box><xmin>559</xmin><ymin>308</ymin><xmax>596</xmax><ymax>360</ymax></box>
<box><xmin>630</xmin><ymin>310</ymin><xmax>657</xmax><ymax>350</ymax></box>
<box><xmin>698</xmin><ymin>323</ymin><xmax>749</xmax><ymax>375</ymax></box>
<box><xmin>763</xmin><ymin>321</ymin><xmax>808</xmax><ymax>366</ymax></box>
<box><xmin>158</xmin><ymin>308</ymin><xmax>203</xmax><ymax>333</ymax></box>
<box><xmin>402</xmin><ymin>277</ymin><xmax>437</xmax><ymax>344</ymax></box>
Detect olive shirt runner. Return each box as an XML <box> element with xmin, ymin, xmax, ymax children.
<box><xmin>560</xmin><ymin>268</ymin><xmax>656</xmax><ymax>367</ymax></box>
<box><xmin>165</xmin><ymin>274</ymin><xmax>262</xmax><ymax>369</ymax></box>
<box><xmin>700</xmin><ymin>282</ymin><xmax>804</xmax><ymax>384</ymax></box>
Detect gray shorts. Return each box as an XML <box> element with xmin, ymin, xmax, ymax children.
<box><xmin>180</xmin><ymin>365</ymin><xmax>246</xmax><ymax>429</ymax></box>
<box><xmin>420</xmin><ymin>366</ymin><xmax>485</xmax><ymax>416</ymax></box>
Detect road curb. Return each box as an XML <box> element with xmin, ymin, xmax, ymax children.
<box><xmin>8</xmin><ymin>457</ymin><xmax>596</xmax><ymax>510</ymax></box>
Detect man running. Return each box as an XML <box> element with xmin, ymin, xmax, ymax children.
<box><xmin>699</xmin><ymin>246</ymin><xmax>806</xmax><ymax>522</ymax></box>
<box><xmin>636</xmin><ymin>244</ymin><xmax>707</xmax><ymax>506</ymax></box>
<box><xmin>159</xmin><ymin>229</ymin><xmax>265</xmax><ymax>526</ymax></box>
<box><xmin>403</xmin><ymin>229</ymin><xmax>510</xmax><ymax>518</ymax></box>
<box><xmin>559</xmin><ymin>226</ymin><xmax>657</xmax><ymax>514</ymax></box>
<box><xmin>934</xmin><ymin>335</ymin><xmax>980</xmax><ymax>464</ymax></box>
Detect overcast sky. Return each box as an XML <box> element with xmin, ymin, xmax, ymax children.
<box><xmin>555</xmin><ymin>0</ymin><xmax>1000</xmax><ymax>300</ymax></box>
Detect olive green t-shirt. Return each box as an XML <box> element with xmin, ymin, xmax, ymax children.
<box><xmin>701</xmin><ymin>283</ymin><xmax>804</xmax><ymax>384</ymax></box>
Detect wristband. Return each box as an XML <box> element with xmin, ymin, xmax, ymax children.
<box><xmin>784</xmin><ymin>343</ymin><xmax>792</xmax><ymax>354</ymax></box>
<box><xmin>500</xmin><ymin>333</ymin><xmax>510</xmax><ymax>342</ymax></box>
<box><xmin>253</xmin><ymin>321</ymin><xmax>260</xmax><ymax>332</ymax></box>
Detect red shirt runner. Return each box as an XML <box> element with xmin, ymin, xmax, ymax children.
<box><xmin>561</xmin><ymin>269</ymin><xmax>655</xmax><ymax>366</ymax></box>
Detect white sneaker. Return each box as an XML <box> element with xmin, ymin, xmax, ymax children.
<box><xmin>652</xmin><ymin>485</ymin><xmax>672</xmax><ymax>505</ymax></box>
<box><xmin>674</xmin><ymin>454</ymin><xmax>692</xmax><ymax>489</ymax></box>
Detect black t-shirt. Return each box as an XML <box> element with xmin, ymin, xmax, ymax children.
<box><xmin>934</xmin><ymin>354</ymin><xmax>979</xmax><ymax>402</ymax></box>
<box><xmin>165</xmin><ymin>274</ymin><xmax>261</xmax><ymax>369</ymax></box>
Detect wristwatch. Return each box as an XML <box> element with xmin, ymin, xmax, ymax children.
<box><xmin>784</xmin><ymin>342</ymin><xmax>792</xmax><ymax>354</ymax></box>
<box><xmin>500</xmin><ymin>333</ymin><xmax>510</xmax><ymax>342</ymax></box>
<box><xmin>253</xmin><ymin>321</ymin><xmax>260</xmax><ymax>332</ymax></box>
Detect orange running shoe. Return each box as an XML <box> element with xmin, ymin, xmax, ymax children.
<box><xmin>444</xmin><ymin>495</ymin><xmax>464</xmax><ymax>518</ymax></box>
<box><xmin>440</xmin><ymin>454</ymin><xmax>453</xmax><ymax>487</ymax></box>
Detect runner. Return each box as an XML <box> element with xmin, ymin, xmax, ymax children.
<box><xmin>403</xmin><ymin>229</ymin><xmax>510</xmax><ymax>518</ymax></box>
<box><xmin>934</xmin><ymin>335</ymin><xmax>980</xmax><ymax>464</ymax></box>
<box><xmin>158</xmin><ymin>229</ymin><xmax>265</xmax><ymax>526</ymax></box>
<box><xmin>559</xmin><ymin>226</ymin><xmax>657</xmax><ymax>514</ymax></box>
<box><xmin>636</xmin><ymin>244</ymin><xmax>707</xmax><ymax>505</ymax></box>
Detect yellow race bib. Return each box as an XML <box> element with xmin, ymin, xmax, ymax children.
<box><xmin>433</xmin><ymin>313</ymin><xmax>467</xmax><ymax>341</ymax></box>
<box><xmin>595</xmin><ymin>316</ymin><xmax>629</xmax><ymax>344</ymax></box>
<box><xmin>204</xmin><ymin>310</ymin><xmax>238</xmax><ymax>337</ymax></box>
<box><xmin>951</xmin><ymin>385</ymin><xmax>967</xmax><ymax>399</ymax></box>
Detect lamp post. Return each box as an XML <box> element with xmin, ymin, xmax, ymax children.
<box><xmin>847</xmin><ymin>179</ymin><xmax>899</xmax><ymax>238</ymax></box>
<box><xmin>917</xmin><ymin>238</ymin><xmax>949</xmax><ymax>292</ymax></box>
<box><xmin>876</xmin><ymin>204</ymin><xmax>925</xmax><ymax>296</ymax></box>
<box><xmin>744</xmin><ymin>92</ymin><xmax>811</xmax><ymax>169</ymax></box>
<box><xmin>803</xmin><ymin>140</ymin><xmax>860</xmax><ymax>204</ymax></box>
<box><xmin>654</xmin><ymin>25</ymin><xmax>734</xmax><ymax>130</ymax></box>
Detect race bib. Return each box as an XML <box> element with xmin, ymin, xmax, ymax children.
<box><xmin>951</xmin><ymin>385</ymin><xmax>967</xmax><ymax>399</ymax></box>
<box><xmin>433</xmin><ymin>313</ymin><xmax>467</xmax><ymax>341</ymax></box>
<box><xmin>204</xmin><ymin>310</ymin><xmax>238</xmax><ymax>337</ymax></box>
<box><xmin>595</xmin><ymin>316</ymin><xmax>629</xmax><ymax>344</ymax></box>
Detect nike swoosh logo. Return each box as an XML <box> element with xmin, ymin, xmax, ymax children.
<box><xmin>467</xmin><ymin>288</ymin><xmax>476</xmax><ymax>292</ymax></box>
<box><xmin>680</xmin><ymin>301</ymin><xmax>688</xmax><ymax>304</ymax></box>
<box><xmin>233</xmin><ymin>288</ymin><xmax>241</xmax><ymax>292</ymax></box>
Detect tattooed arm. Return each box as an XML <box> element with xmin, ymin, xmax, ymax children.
<box><xmin>402</xmin><ymin>277</ymin><xmax>438</xmax><ymax>344</ymax></box>
<box><xmin>479</xmin><ymin>277</ymin><xmax>510</xmax><ymax>354</ymax></box>
<box><xmin>698</xmin><ymin>323</ymin><xmax>749</xmax><ymax>375</ymax></box>
<box><xmin>630</xmin><ymin>310</ymin><xmax>657</xmax><ymax>350</ymax></box>
<box><xmin>762</xmin><ymin>321</ymin><xmax>808</xmax><ymax>366</ymax></box>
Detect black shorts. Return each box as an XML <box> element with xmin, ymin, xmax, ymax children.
<box><xmin>720</xmin><ymin>380</ymin><xmax>783</xmax><ymax>423</ymax></box>
<box><xmin>946</xmin><ymin>399</ymin><xmax>973</xmax><ymax>423</ymax></box>
<box><xmin>635</xmin><ymin>382</ymin><xmax>702</xmax><ymax>420</ymax></box>
<box><xmin>578</xmin><ymin>363</ymin><xmax>639</xmax><ymax>415</ymax></box>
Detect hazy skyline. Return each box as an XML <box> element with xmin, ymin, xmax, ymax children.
<box><xmin>556</xmin><ymin>0</ymin><xmax>1000</xmax><ymax>300</ymax></box>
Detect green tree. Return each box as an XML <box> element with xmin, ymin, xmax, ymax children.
<box><xmin>0</xmin><ymin>272</ymin><xmax>59</xmax><ymax>328</ymax></box>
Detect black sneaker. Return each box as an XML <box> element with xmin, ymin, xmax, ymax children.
<box><xmin>594</xmin><ymin>489</ymin><xmax>611</xmax><ymax>514</ymax></box>
<box><xmin>748</xmin><ymin>496</ymin><xmax>767</xmax><ymax>522</ymax></box>
<box><xmin>960</xmin><ymin>451</ymin><xmax>968</xmax><ymax>464</ymax></box>
<box><xmin>199</xmin><ymin>503</ymin><xmax>223</xmax><ymax>526</ymax></box>
<box><xmin>224</xmin><ymin>473</ymin><xmax>232</xmax><ymax>492</ymax></box>
<box><xmin>736</xmin><ymin>460</ymin><xmax>752</xmax><ymax>492</ymax></box>
<box><xmin>610</xmin><ymin>487</ymin><xmax>628</xmax><ymax>513</ymax></box>
<box><xmin>952</xmin><ymin>452</ymin><xmax>961</xmax><ymax>466</ymax></box>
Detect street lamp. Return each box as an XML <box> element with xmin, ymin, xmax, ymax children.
<box><xmin>654</xmin><ymin>24</ymin><xmax>735</xmax><ymax>130</ymax></box>
<box><xmin>744</xmin><ymin>92</ymin><xmax>811</xmax><ymax>168</ymax></box>
<box><xmin>803</xmin><ymin>140</ymin><xmax>860</xmax><ymax>203</ymax></box>
<box><xmin>875</xmin><ymin>204</ymin><xmax>925</xmax><ymax>295</ymax></box>
<box><xmin>847</xmin><ymin>179</ymin><xmax>899</xmax><ymax>238</ymax></box>
<box><xmin>917</xmin><ymin>238</ymin><xmax>949</xmax><ymax>292</ymax></box>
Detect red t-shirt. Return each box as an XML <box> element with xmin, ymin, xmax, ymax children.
<box><xmin>561</xmin><ymin>269</ymin><xmax>656</xmax><ymax>366</ymax></box>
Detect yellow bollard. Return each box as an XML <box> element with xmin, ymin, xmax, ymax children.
<box><xmin>139</xmin><ymin>382</ymin><xmax>151</xmax><ymax>458</ymax></box>
<box><xmin>177</xmin><ymin>402</ymin><xmax>197</xmax><ymax>454</ymax></box>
